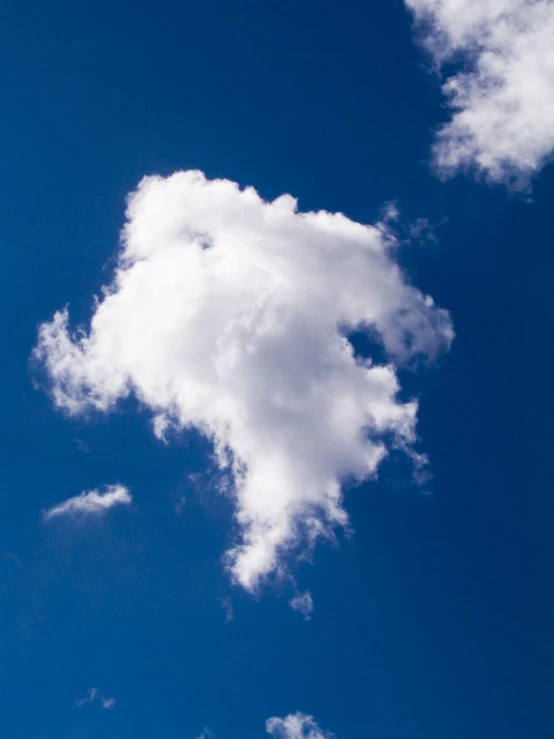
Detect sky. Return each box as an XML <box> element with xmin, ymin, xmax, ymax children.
<box><xmin>0</xmin><ymin>1</ymin><xmax>552</xmax><ymax>737</ymax></box>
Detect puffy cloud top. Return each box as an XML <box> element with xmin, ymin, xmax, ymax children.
<box><xmin>406</xmin><ymin>0</ymin><xmax>554</xmax><ymax>186</ymax></box>
<box><xmin>35</xmin><ymin>171</ymin><xmax>452</xmax><ymax>590</ymax></box>
<box><xmin>266</xmin><ymin>712</ymin><xmax>334</xmax><ymax>739</ymax></box>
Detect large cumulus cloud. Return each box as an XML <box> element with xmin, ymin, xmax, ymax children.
<box><xmin>35</xmin><ymin>171</ymin><xmax>452</xmax><ymax>591</ymax></box>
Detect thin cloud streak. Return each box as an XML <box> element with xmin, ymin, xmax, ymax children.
<box><xmin>74</xmin><ymin>688</ymin><xmax>116</xmax><ymax>710</ymax></box>
<box><xmin>43</xmin><ymin>484</ymin><xmax>131</xmax><ymax>521</ymax></box>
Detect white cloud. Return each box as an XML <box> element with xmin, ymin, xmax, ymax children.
<box><xmin>266</xmin><ymin>713</ymin><xmax>333</xmax><ymax>739</ymax></box>
<box><xmin>289</xmin><ymin>591</ymin><xmax>314</xmax><ymax>619</ymax></box>
<box><xmin>406</xmin><ymin>0</ymin><xmax>554</xmax><ymax>186</ymax></box>
<box><xmin>34</xmin><ymin>170</ymin><xmax>452</xmax><ymax>591</ymax></box>
<box><xmin>75</xmin><ymin>688</ymin><xmax>116</xmax><ymax>710</ymax></box>
<box><xmin>43</xmin><ymin>484</ymin><xmax>131</xmax><ymax>521</ymax></box>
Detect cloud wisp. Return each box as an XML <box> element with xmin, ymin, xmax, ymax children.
<box><xmin>75</xmin><ymin>688</ymin><xmax>116</xmax><ymax>710</ymax></box>
<box><xmin>195</xmin><ymin>729</ymin><xmax>216</xmax><ymax>739</ymax></box>
<box><xmin>289</xmin><ymin>591</ymin><xmax>314</xmax><ymax>619</ymax></box>
<box><xmin>219</xmin><ymin>597</ymin><xmax>235</xmax><ymax>623</ymax></box>
<box><xmin>35</xmin><ymin>170</ymin><xmax>452</xmax><ymax>591</ymax></box>
<box><xmin>266</xmin><ymin>713</ymin><xmax>334</xmax><ymax>739</ymax></box>
<box><xmin>42</xmin><ymin>484</ymin><xmax>132</xmax><ymax>522</ymax></box>
<box><xmin>406</xmin><ymin>0</ymin><xmax>554</xmax><ymax>186</ymax></box>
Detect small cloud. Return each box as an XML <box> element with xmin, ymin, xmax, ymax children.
<box><xmin>219</xmin><ymin>597</ymin><xmax>234</xmax><ymax>623</ymax></box>
<box><xmin>174</xmin><ymin>496</ymin><xmax>187</xmax><ymax>515</ymax></box>
<box><xmin>75</xmin><ymin>688</ymin><xmax>116</xmax><ymax>710</ymax></box>
<box><xmin>289</xmin><ymin>591</ymin><xmax>314</xmax><ymax>620</ymax></box>
<box><xmin>153</xmin><ymin>413</ymin><xmax>170</xmax><ymax>442</ymax></box>
<box><xmin>380</xmin><ymin>200</ymin><xmax>400</xmax><ymax>222</ymax></box>
<box><xmin>3</xmin><ymin>552</ymin><xmax>23</xmax><ymax>568</ymax></box>
<box><xmin>75</xmin><ymin>438</ymin><xmax>92</xmax><ymax>453</ymax></box>
<box><xmin>195</xmin><ymin>728</ymin><xmax>215</xmax><ymax>739</ymax></box>
<box><xmin>266</xmin><ymin>712</ymin><xmax>333</xmax><ymax>739</ymax></box>
<box><xmin>407</xmin><ymin>217</ymin><xmax>445</xmax><ymax>245</ymax></box>
<box><xmin>43</xmin><ymin>484</ymin><xmax>131</xmax><ymax>522</ymax></box>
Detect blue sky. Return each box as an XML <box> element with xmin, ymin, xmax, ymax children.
<box><xmin>0</xmin><ymin>1</ymin><xmax>552</xmax><ymax>737</ymax></box>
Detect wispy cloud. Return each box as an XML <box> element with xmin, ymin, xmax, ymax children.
<box><xmin>266</xmin><ymin>713</ymin><xmax>333</xmax><ymax>739</ymax></box>
<box><xmin>43</xmin><ymin>484</ymin><xmax>131</xmax><ymax>521</ymax></box>
<box><xmin>35</xmin><ymin>170</ymin><xmax>452</xmax><ymax>591</ymax></box>
<box><xmin>406</xmin><ymin>0</ymin><xmax>554</xmax><ymax>186</ymax></box>
<box><xmin>74</xmin><ymin>688</ymin><xmax>116</xmax><ymax>710</ymax></box>
<box><xmin>174</xmin><ymin>495</ymin><xmax>187</xmax><ymax>515</ymax></box>
<box><xmin>219</xmin><ymin>597</ymin><xmax>234</xmax><ymax>623</ymax></box>
<box><xmin>195</xmin><ymin>728</ymin><xmax>215</xmax><ymax>739</ymax></box>
<box><xmin>289</xmin><ymin>591</ymin><xmax>313</xmax><ymax>620</ymax></box>
<box><xmin>3</xmin><ymin>552</ymin><xmax>23</xmax><ymax>568</ymax></box>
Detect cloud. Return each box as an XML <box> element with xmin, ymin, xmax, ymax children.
<box><xmin>34</xmin><ymin>170</ymin><xmax>452</xmax><ymax>591</ymax></box>
<box><xmin>195</xmin><ymin>729</ymin><xmax>215</xmax><ymax>739</ymax></box>
<box><xmin>174</xmin><ymin>495</ymin><xmax>187</xmax><ymax>515</ymax></box>
<box><xmin>406</xmin><ymin>0</ymin><xmax>554</xmax><ymax>186</ymax></box>
<box><xmin>266</xmin><ymin>713</ymin><xmax>333</xmax><ymax>739</ymax></box>
<box><xmin>3</xmin><ymin>552</ymin><xmax>23</xmax><ymax>568</ymax></box>
<box><xmin>219</xmin><ymin>597</ymin><xmax>234</xmax><ymax>623</ymax></box>
<box><xmin>75</xmin><ymin>688</ymin><xmax>116</xmax><ymax>710</ymax></box>
<box><xmin>43</xmin><ymin>484</ymin><xmax>131</xmax><ymax>521</ymax></box>
<box><xmin>289</xmin><ymin>591</ymin><xmax>314</xmax><ymax>619</ymax></box>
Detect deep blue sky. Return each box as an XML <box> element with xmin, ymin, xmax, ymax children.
<box><xmin>0</xmin><ymin>1</ymin><xmax>550</xmax><ymax>737</ymax></box>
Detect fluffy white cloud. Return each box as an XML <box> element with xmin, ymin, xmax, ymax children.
<box><xmin>266</xmin><ymin>713</ymin><xmax>333</xmax><ymax>739</ymax></box>
<box><xmin>43</xmin><ymin>484</ymin><xmax>131</xmax><ymax>521</ymax></box>
<box><xmin>34</xmin><ymin>170</ymin><xmax>452</xmax><ymax>591</ymax></box>
<box><xmin>75</xmin><ymin>688</ymin><xmax>116</xmax><ymax>710</ymax></box>
<box><xmin>406</xmin><ymin>0</ymin><xmax>554</xmax><ymax>185</ymax></box>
